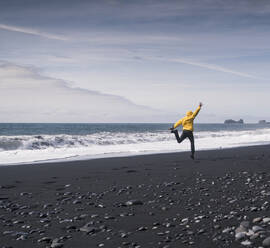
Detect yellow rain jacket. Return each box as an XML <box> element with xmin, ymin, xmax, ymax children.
<box><xmin>173</xmin><ymin>106</ymin><xmax>201</xmax><ymax>131</ymax></box>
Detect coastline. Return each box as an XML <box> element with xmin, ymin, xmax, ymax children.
<box><xmin>1</xmin><ymin>144</ymin><xmax>270</xmax><ymax>247</ymax></box>
<box><xmin>1</xmin><ymin>122</ymin><xmax>270</xmax><ymax>166</ymax></box>
<box><xmin>1</xmin><ymin>141</ymin><xmax>270</xmax><ymax>167</ymax></box>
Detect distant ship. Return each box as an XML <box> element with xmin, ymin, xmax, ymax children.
<box><xmin>224</xmin><ymin>119</ymin><xmax>244</xmax><ymax>124</ymax></box>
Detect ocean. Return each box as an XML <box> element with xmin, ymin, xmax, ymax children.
<box><xmin>0</xmin><ymin>123</ymin><xmax>270</xmax><ymax>165</ymax></box>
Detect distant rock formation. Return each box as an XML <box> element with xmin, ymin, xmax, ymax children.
<box><xmin>259</xmin><ymin>120</ymin><xmax>270</xmax><ymax>124</ymax></box>
<box><xmin>224</xmin><ymin>119</ymin><xmax>244</xmax><ymax>124</ymax></box>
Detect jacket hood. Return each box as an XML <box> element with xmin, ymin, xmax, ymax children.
<box><xmin>186</xmin><ymin>111</ymin><xmax>193</xmax><ymax>116</ymax></box>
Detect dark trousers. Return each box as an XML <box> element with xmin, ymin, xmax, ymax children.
<box><xmin>172</xmin><ymin>129</ymin><xmax>195</xmax><ymax>155</ymax></box>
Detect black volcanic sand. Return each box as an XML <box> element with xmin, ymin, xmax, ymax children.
<box><xmin>1</xmin><ymin>145</ymin><xmax>270</xmax><ymax>248</ymax></box>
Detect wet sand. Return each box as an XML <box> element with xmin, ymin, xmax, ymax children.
<box><xmin>1</xmin><ymin>145</ymin><xmax>270</xmax><ymax>248</ymax></box>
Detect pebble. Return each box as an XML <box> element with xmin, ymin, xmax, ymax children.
<box><xmin>222</xmin><ymin>227</ymin><xmax>232</xmax><ymax>233</ymax></box>
<box><xmin>253</xmin><ymin>217</ymin><xmax>263</xmax><ymax>223</ymax></box>
<box><xmin>262</xmin><ymin>237</ymin><xmax>270</xmax><ymax>247</ymax></box>
<box><xmin>240</xmin><ymin>221</ymin><xmax>250</xmax><ymax>229</ymax></box>
<box><xmin>20</xmin><ymin>192</ymin><xmax>31</xmax><ymax>196</ymax></box>
<box><xmin>250</xmin><ymin>233</ymin><xmax>259</xmax><ymax>240</ymax></box>
<box><xmin>51</xmin><ymin>238</ymin><xmax>64</xmax><ymax>248</ymax></box>
<box><xmin>120</xmin><ymin>232</ymin><xmax>128</xmax><ymax>238</ymax></box>
<box><xmin>181</xmin><ymin>218</ymin><xmax>188</xmax><ymax>223</ymax></box>
<box><xmin>235</xmin><ymin>226</ymin><xmax>247</xmax><ymax>234</ymax></box>
<box><xmin>38</xmin><ymin>237</ymin><xmax>52</xmax><ymax>243</ymax></box>
<box><xmin>137</xmin><ymin>226</ymin><xmax>148</xmax><ymax>231</ymax></box>
<box><xmin>197</xmin><ymin>229</ymin><xmax>205</xmax><ymax>234</ymax></box>
<box><xmin>252</xmin><ymin>225</ymin><xmax>264</xmax><ymax>233</ymax></box>
<box><xmin>125</xmin><ymin>200</ymin><xmax>143</xmax><ymax>206</ymax></box>
<box><xmin>79</xmin><ymin>223</ymin><xmax>100</xmax><ymax>233</ymax></box>
<box><xmin>241</xmin><ymin>240</ymin><xmax>252</xmax><ymax>246</ymax></box>
<box><xmin>43</xmin><ymin>203</ymin><xmax>53</xmax><ymax>209</ymax></box>
<box><xmin>235</xmin><ymin>232</ymin><xmax>246</xmax><ymax>241</ymax></box>
<box><xmin>263</xmin><ymin>218</ymin><xmax>270</xmax><ymax>223</ymax></box>
<box><xmin>65</xmin><ymin>225</ymin><xmax>77</xmax><ymax>230</ymax></box>
<box><xmin>104</xmin><ymin>215</ymin><xmax>115</xmax><ymax>220</ymax></box>
<box><xmin>16</xmin><ymin>234</ymin><xmax>27</xmax><ymax>240</ymax></box>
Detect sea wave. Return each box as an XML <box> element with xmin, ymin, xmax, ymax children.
<box><xmin>0</xmin><ymin>128</ymin><xmax>270</xmax><ymax>165</ymax></box>
<box><xmin>1</xmin><ymin>129</ymin><xmax>270</xmax><ymax>151</ymax></box>
<box><xmin>0</xmin><ymin>132</ymin><xmax>172</xmax><ymax>151</ymax></box>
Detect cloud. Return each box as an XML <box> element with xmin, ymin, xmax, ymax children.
<box><xmin>0</xmin><ymin>62</ymin><xmax>165</xmax><ymax>122</ymax></box>
<box><xmin>0</xmin><ymin>24</ymin><xmax>69</xmax><ymax>41</ymax></box>
<box><xmin>150</xmin><ymin>57</ymin><xmax>259</xmax><ymax>79</ymax></box>
<box><xmin>83</xmin><ymin>33</ymin><xmax>184</xmax><ymax>45</ymax></box>
<box><xmin>170</xmin><ymin>58</ymin><xmax>259</xmax><ymax>79</ymax></box>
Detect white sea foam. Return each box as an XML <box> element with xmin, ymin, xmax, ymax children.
<box><xmin>0</xmin><ymin>128</ymin><xmax>270</xmax><ymax>165</ymax></box>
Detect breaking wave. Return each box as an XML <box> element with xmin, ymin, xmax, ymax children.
<box><xmin>0</xmin><ymin>128</ymin><xmax>270</xmax><ymax>165</ymax></box>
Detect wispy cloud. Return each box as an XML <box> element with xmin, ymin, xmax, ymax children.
<box><xmin>0</xmin><ymin>61</ymin><xmax>164</xmax><ymax>122</ymax></box>
<box><xmin>151</xmin><ymin>57</ymin><xmax>259</xmax><ymax>79</ymax></box>
<box><xmin>0</xmin><ymin>24</ymin><xmax>69</xmax><ymax>41</ymax></box>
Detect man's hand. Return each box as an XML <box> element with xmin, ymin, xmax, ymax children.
<box><xmin>168</xmin><ymin>127</ymin><xmax>174</xmax><ymax>131</ymax></box>
<box><xmin>199</xmin><ymin>102</ymin><xmax>203</xmax><ymax>107</ymax></box>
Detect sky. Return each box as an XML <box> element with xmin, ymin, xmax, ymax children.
<box><xmin>0</xmin><ymin>0</ymin><xmax>270</xmax><ymax>123</ymax></box>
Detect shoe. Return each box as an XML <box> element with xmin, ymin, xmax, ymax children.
<box><xmin>190</xmin><ymin>154</ymin><xmax>194</xmax><ymax>160</ymax></box>
<box><xmin>169</xmin><ymin>128</ymin><xmax>175</xmax><ymax>133</ymax></box>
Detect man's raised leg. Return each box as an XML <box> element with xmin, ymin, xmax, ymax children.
<box><xmin>171</xmin><ymin>129</ymin><xmax>187</xmax><ymax>144</ymax></box>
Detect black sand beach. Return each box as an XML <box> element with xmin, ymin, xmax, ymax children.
<box><xmin>1</xmin><ymin>145</ymin><xmax>270</xmax><ymax>248</ymax></box>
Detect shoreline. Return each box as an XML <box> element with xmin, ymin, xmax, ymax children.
<box><xmin>1</xmin><ymin>145</ymin><xmax>270</xmax><ymax>247</ymax></box>
<box><xmin>1</xmin><ymin>142</ymin><xmax>270</xmax><ymax>167</ymax></box>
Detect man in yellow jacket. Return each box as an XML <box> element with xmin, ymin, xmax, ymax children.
<box><xmin>169</xmin><ymin>102</ymin><xmax>202</xmax><ymax>159</ymax></box>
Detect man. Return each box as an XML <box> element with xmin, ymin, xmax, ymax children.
<box><xmin>169</xmin><ymin>102</ymin><xmax>203</xmax><ymax>159</ymax></box>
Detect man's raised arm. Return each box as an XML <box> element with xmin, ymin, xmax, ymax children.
<box><xmin>192</xmin><ymin>102</ymin><xmax>203</xmax><ymax>119</ymax></box>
